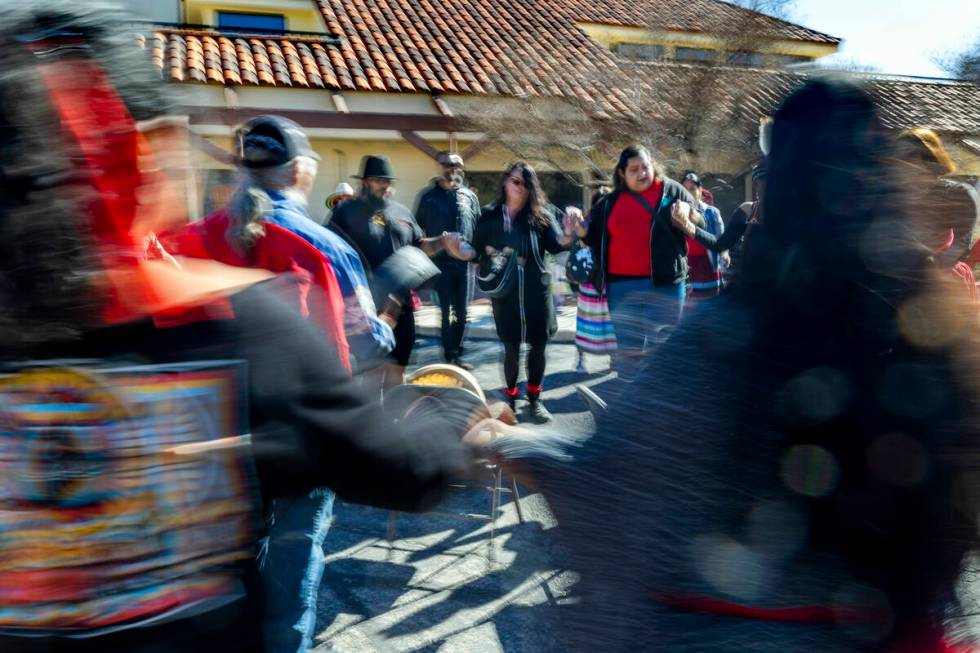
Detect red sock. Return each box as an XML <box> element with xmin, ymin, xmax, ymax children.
<box><xmin>504</xmin><ymin>386</ymin><xmax>519</xmax><ymax>398</ymax></box>
<box><xmin>527</xmin><ymin>384</ymin><xmax>542</xmax><ymax>401</ymax></box>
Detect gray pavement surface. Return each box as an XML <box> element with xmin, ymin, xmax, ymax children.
<box><xmin>313</xmin><ymin>336</ymin><xmax>614</xmax><ymax>653</ymax></box>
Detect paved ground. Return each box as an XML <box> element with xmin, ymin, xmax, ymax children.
<box><xmin>313</xmin><ymin>335</ymin><xmax>615</xmax><ymax>653</ymax></box>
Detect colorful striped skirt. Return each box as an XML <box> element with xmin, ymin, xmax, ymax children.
<box><xmin>575</xmin><ymin>283</ymin><xmax>617</xmax><ymax>353</ymax></box>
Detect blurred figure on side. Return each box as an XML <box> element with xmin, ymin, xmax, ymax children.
<box><xmin>537</xmin><ymin>77</ymin><xmax>980</xmax><ymax>652</ymax></box>
<box><xmin>0</xmin><ymin>5</ymin><xmax>511</xmax><ymax>653</ymax></box>
<box><xmin>895</xmin><ymin>128</ymin><xmax>980</xmax><ymax>304</ymax></box>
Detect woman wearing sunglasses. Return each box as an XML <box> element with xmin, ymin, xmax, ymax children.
<box><xmin>448</xmin><ymin>161</ymin><xmax>582</xmax><ymax>422</ymax></box>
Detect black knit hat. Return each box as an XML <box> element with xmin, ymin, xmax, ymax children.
<box><xmin>355</xmin><ymin>154</ymin><xmax>397</xmax><ymax>180</ymax></box>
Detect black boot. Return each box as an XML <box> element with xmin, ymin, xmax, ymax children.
<box><xmin>528</xmin><ymin>398</ymin><xmax>553</xmax><ymax>424</ymax></box>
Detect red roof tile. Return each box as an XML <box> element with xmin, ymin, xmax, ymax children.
<box><xmin>142</xmin><ymin>2</ymin><xmax>980</xmax><ymax>136</ymax></box>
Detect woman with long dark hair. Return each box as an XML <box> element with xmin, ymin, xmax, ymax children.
<box><xmin>452</xmin><ymin>162</ymin><xmax>581</xmax><ymax>422</ymax></box>
<box><xmin>579</xmin><ymin>145</ymin><xmax>701</xmax><ymax>375</ymax></box>
<box><xmin>536</xmin><ymin>77</ymin><xmax>980</xmax><ymax>652</ymax></box>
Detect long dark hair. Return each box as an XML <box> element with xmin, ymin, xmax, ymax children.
<box><xmin>498</xmin><ymin>161</ymin><xmax>550</xmax><ymax>230</ymax></box>
<box><xmin>612</xmin><ymin>145</ymin><xmax>663</xmax><ymax>194</ymax></box>
<box><xmin>744</xmin><ymin>77</ymin><xmax>980</xmax><ymax>638</ymax></box>
<box><xmin>0</xmin><ymin>3</ymin><xmax>172</xmax><ymax>349</ymax></box>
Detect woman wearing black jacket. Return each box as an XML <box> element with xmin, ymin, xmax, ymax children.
<box><xmin>580</xmin><ymin>146</ymin><xmax>701</xmax><ymax>375</ymax></box>
<box><xmin>451</xmin><ymin>162</ymin><xmax>580</xmax><ymax>423</ymax></box>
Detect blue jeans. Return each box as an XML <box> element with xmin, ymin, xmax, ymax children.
<box><xmin>258</xmin><ymin>489</ymin><xmax>335</xmax><ymax>653</ymax></box>
<box><xmin>606</xmin><ymin>279</ymin><xmax>685</xmax><ymax>357</ymax></box>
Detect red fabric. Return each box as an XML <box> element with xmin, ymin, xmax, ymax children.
<box><xmin>951</xmin><ymin>262</ymin><xmax>979</xmax><ymax>306</ymax></box>
<box><xmin>660</xmin><ymin>595</ymin><xmax>972</xmax><ymax>651</ymax></box>
<box><xmin>164</xmin><ymin>212</ymin><xmax>351</xmax><ymax>372</ymax></box>
<box><xmin>35</xmin><ymin>53</ymin><xmax>239</xmax><ymax>327</ymax></box>
<box><xmin>608</xmin><ymin>180</ymin><xmax>663</xmax><ymax>277</ymax></box>
<box><xmin>503</xmin><ymin>387</ymin><xmax>519</xmax><ymax>397</ymax></box>
<box><xmin>36</xmin><ymin>57</ymin><xmax>159</xmax><ymax>324</ymax></box>
<box><xmin>526</xmin><ymin>384</ymin><xmax>542</xmax><ymax>395</ymax></box>
<box><xmin>687</xmin><ymin>236</ymin><xmax>708</xmax><ymax>258</ymax></box>
<box><xmin>659</xmin><ymin>594</ymin><xmax>860</xmax><ymax>624</ymax></box>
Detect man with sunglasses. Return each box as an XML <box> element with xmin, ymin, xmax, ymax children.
<box><xmin>414</xmin><ymin>152</ymin><xmax>481</xmax><ymax>370</ymax></box>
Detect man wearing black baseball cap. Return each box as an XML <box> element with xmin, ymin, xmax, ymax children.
<box><xmin>414</xmin><ymin>152</ymin><xmax>481</xmax><ymax>369</ymax></box>
<box><xmin>237</xmin><ymin>114</ymin><xmax>321</xmax><ymax>169</ymax></box>
<box><xmin>331</xmin><ymin>155</ymin><xmax>451</xmax><ymax>392</ymax></box>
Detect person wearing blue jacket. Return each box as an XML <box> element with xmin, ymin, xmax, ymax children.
<box><xmin>232</xmin><ymin>116</ymin><xmax>396</xmax><ymax>368</ymax></box>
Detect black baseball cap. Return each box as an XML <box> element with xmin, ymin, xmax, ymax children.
<box><xmin>437</xmin><ymin>152</ymin><xmax>465</xmax><ymax>168</ymax></box>
<box><xmin>683</xmin><ymin>172</ymin><xmax>701</xmax><ymax>187</ymax></box>
<box><xmin>235</xmin><ymin>115</ymin><xmax>320</xmax><ymax>168</ymax></box>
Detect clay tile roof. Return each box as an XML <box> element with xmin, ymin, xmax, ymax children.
<box><xmin>620</xmin><ymin>60</ymin><xmax>980</xmax><ymax>136</ymax></box>
<box><xmin>141</xmin><ymin>3</ymin><xmax>980</xmax><ymax>137</ymax></box>
<box><xmin>557</xmin><ymin>0</ymin><xmax>839</xmax><ymax>44</ymax></box>
<box><xmin>148</xmin><ymin>28</ymin><xmax>343</xmax><ymax>89</ymax></box>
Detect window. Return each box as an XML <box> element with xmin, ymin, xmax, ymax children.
<box><xmin>217</xmin><ymin>11</ymin><xmax>286</xmax><ymax>34</ymax></box>
<box><xmin>726</xmin><ymin>51</ymin><xmax>766</xmax><ymax>67</ymax></box>
<box><xmin>674</xmin><ymin>47</ymin><xmax>717</xmax><ymax>63</ymax></box>
<box><xmin>614</xmin><ymin>43</ymin><xmax>665</xmax><ymax>62</ymax></box>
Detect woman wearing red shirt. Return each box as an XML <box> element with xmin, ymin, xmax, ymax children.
<box><xmin>580</xmin><ymin>146</ymin><xmax>702</xmax><ymax>374</ymax></box>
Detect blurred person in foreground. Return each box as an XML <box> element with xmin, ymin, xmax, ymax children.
<box><xmin>0</xmin><ymin>4</ymin><xmax>519</xmax><ymax>652</ymax></box>
<box><xmin>162</xmin><ymin>116</ymin><xmax>395</xmax><ymax>652</ymax></box>
<box><xmin>533</xmin><ymin>77</ymin><xmax>980</xmax><ymax>652</ymax></box>
<box><xmin>414</xmin><ymin>151</ymin><xmax>482</xmax><ymax>370</ymax></box>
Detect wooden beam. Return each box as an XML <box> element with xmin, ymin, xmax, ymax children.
<box><xmin>188</xmin><ymin>130</ymin><xmax>236</xmax><ymax>166</ymax></box>
<box><xmin>186</xmin><ymin>107</ymin><xmax>460</xmax><ymax>132</ymax></box>
<box><xmin>331</xmin><ymin>92</ymin><xmax>349</xmax><ymax>113</ymax></box>
<box><xmin>460</xmin><ymin>136</ymin><xmax>492</xmax><ymax>161</ymax></box>
<box><xmin>431</xmin><ymin>95</ymin><xmax>453</xmax><ymax>117</ymax></box>
<box><xmin>399</xmin><ymin>130</ymin><xmax>441</xmax><ymax>160</ymax></box>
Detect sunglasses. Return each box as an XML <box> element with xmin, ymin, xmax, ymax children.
<box><xmin>507</xmin><ymin>176</ymin><xmax>525</xmax><ymax>188</ymax></box>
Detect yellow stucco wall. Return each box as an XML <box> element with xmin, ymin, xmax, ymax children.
<box><xmin>183</xmin><ymin>0</ymin><xmax>324</xmax><ymax>32</ymax></box>
<box><xmin>577</xmin><ymin>22</ymin><xmax>838</xmax><ymax>60</ymax></box>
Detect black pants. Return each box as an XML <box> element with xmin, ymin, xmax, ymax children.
<box><xmin>503</xmin><ymin>340</ymin><xmax>547</xmax><ymax>396</ymax></box>
<box><xmin>434</xmin><ymin>264</ymin><xmax>469</xmax><ymax>361</ymax></box>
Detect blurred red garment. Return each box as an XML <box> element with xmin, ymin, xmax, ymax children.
<box><xmin>164</xmin><ymin>211</ymin><xmax>351</xmax><ymax>372</ymax></box>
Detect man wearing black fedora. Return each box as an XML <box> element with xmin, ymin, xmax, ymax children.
<box><xmin>331</xmin><ymin>154</ymin><xmax>450</xmax><ymax>392</ymax></box>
